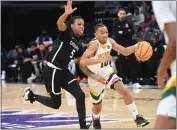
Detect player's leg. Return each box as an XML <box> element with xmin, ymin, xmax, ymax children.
<box><xmin>34</xmin><ymin>93</ymin><xmax>61</xmax><ymax>109</ymax></box>
<box><xmin>155</xmin><ymin>115</ymin><xmax>176</xmax><ymax>128</ymax></box>
<box><xmin>88</xmin><ymin>77</ymin><xmax>104</xmax><ymax>129</ymax></box>
<box><xmin>109</xmin><ymin>74</ymin><xmax>149</xmax><ymax>127</ymax></box>
<box><xmin>92</xmin><ymin>102</ymin><xmax>102</xmax><ymax>129</ymax></box>
<box><xmin>63</xmin><ymin>71</ymin><xmax>90</xmax><ymax>129</ymax></box>
<box><xmin>23</xmin><ymin>66</ymin><xmax>62</xmax><ymax>109</ymax></box>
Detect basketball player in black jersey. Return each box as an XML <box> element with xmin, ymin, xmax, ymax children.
<box><xmin>23</xmin><ymin>1</ymin><xmax>108</xmax><ymax>129</ymax></box>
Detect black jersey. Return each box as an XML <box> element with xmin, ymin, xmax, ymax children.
<box><xmin>49</xmin><ymin>24</ymin><xmax>84</xmax><ymax>69</ymax></box>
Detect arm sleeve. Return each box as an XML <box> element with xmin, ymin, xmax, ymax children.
<box><xmin>58</xmin><ymin>23</ymin><xmax>72</xmax><ymax>41</ymax></box>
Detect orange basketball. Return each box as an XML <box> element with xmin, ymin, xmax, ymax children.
<box><xmin>134</xmin><ymin>41</ymin><xmax>153</xmax><ymax>61</ymax></box>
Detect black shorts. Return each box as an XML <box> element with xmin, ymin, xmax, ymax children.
<box><xmin>43</xmin><ymin>65</ymin><xmax>77</xmax><ymax>95</ymax></box>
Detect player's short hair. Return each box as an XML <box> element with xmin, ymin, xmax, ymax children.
<box><xmin>94</xmin><ymin>23</ymin><xmax>106</xmax><ymax>32</ymax></box>
<box><xmin>70</xmin><ymin>16</ymin><xmax>83</xmax><ymax>24</ymax></box>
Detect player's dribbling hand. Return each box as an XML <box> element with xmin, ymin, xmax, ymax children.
<box><xmin>134</xmin><ymin>42</ymin><xmax>142</xmax><ymax>50</ymax></box>
<box><xmin>64</xmin><ymin>0</ymin><xmax>77</xmax><ymax>15</ymax></box>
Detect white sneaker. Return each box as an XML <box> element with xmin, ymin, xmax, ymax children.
<box><xmin>23</xmin><ymin>87</ymin><xmax>35</xmax><ymax>103</ymax></box>
<box><xmin>132</xmin><ymin>83</ymin><xmax>142</xmax><ymax>94</ymax></box>
<box><xmin>27</xmin><ymin>73</ymin><xmax>36</xmax><ymax>84</ymax></box>
<box><xmin>23</xmin><ymin>87</ymin><xmax>31</xmax><ymax>100</ymax></box>
<box><xmin>132</xmin><ymin>83</ymin><xmax>142</xmax><ymax>89</ymax></box>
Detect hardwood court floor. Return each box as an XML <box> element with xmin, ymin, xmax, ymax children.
<box><xmin>1</xmin><ymin>82</ymin><xmax>162</xmax><ymax>129</ymax></box>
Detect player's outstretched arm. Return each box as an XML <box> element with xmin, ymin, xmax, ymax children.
<box><xmin>110</xmin><ymin>38</ymin><xmax>139</xmax><ymax>56</ymax></box>
<box><xmin>57</xmin><ymin>0</ymin><xmax>77</xmax><ymax>31</ymax></box>
<box><xmin>80</xmin><ymin>41</ymin><xmax>112</xmax><ymax>66</ymax></box>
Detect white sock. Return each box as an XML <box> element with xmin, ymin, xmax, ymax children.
<box><xmin>127</xmin><ymin>102</ymin><xmax>139</xmax><ymax>120</ymax></box>
<box><xmin>93</xmin><ymin>113</ymin><xmax>100</xmax><ymax>119</ymax></box>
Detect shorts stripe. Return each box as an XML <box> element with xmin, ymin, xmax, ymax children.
<box><xmin>52</xmin><ymin>69</ymin><xmax>61</xmax><ymax>95</ymax></box>
<box><xmin>90</xmin><ymin>89</ymin><xmax>104</xmax><ymax>100</ymax></box>
<box><xmin>107</xmin><ymin>72</ymin><xmax>115</xmax><ymax>82</ymax></box>
<box><xmin>68</xmin><ymin>79</ymin><xmax>76</xmax><ymax>84</ymax></box>
<box><xmin>162</xmin><ymin>77</ymin><xmax>176</xmax><ymax>94</ymax></box>
<box><xmin>93</xmin><ymin>100</ymin><xmax>102</xmax><ymax>105</ymax></box>
<box><xmin>162</xmin><ymin>87</ymin><xmax>176</xmax><ymax>99</ymax></box>
<box><xmin>89</xmin><ymin>88</ymin><xmax>99</xmax><ymax>97</ymax></box>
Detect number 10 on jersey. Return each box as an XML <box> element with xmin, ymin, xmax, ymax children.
<box><xmin>101</xmin><ymin>61</ymin><xmax>110</xmax><ymax>68</ymax></box>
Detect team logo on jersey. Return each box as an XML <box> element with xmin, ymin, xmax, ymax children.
<box><xmin>107</xmin><ymin>45</ymin><xmax>110</xmax><ymax>49</ymax></box>
<box><xmin>70</xmin><ymin>41</ymin><xmax>79</xmax><ymax>51</ymax></box>
<box><xmin>1</xmin><ymin>110</ymin><xmax>121</xmax><ymax>129</ymax></box>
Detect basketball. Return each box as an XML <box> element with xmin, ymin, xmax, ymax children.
<box><xmin>134</xmin><ymin>41</ymin><xmax>153</xmax><ymax>61</ymax></box>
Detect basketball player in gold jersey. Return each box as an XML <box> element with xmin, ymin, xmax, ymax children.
<box><xmin>152</xmin><ymin>1</ymin><xmax>176</xmax><ymax>129</ymax></box>
<box><xmin>80</xmin><ymin>23</ymin><xmax>149</xmax><ymax>129</ymax></box>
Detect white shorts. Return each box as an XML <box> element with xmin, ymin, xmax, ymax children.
<box><xmin>88</xmin><ymin>72</ymin><xmax>122</xmax><ymax>104</ymax></box>
<box><xmin>156</xmin><ymin>76</ymin><xmax>176</xmax><ymax>120</ymax></box>
<box><xmin>156</xmin><ymin>95</ymin><xmax>176</xmax><ymax>119</ymax></box>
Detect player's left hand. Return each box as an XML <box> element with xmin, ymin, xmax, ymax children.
<box><xmin>64</xmin><ymin>0</ymin><xmax>77</xmax><ymax>15</ymax></box>
<box><xmin>92</xmin><ymin>75</ymin><xmax>108</xmax><ymax>85</ymax></box>
<box><xmin>157</xmin><ymin>65</ymin><xmax>169</xmax><ymax>89</ymax></box>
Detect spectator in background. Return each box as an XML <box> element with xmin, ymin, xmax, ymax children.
<box><xmin>132</xmin><ymin>7</ymin><xmax>145</xmax><ymax>33</ymax></box>
<box><xmin>112</xmin><ymin>8</ymin><xmax>141</xmax><ymax>88</ymax></box>
<box><xmin>126</xmin><ymin>12</ymin><xmax>133</xmax><ymax>22</ymax></box>
<box><xmin>148</xmin><ymin>16</ymin><xmax>159</xmax><ymax>30</ymax></box>
<box><xmin>143</xmin><ymin>13</ymin><xmax>152</xmax><ymax>28</ymax></box>
<box><xmin>14</xmin><ymin>44</ymin><xmax>36</xmax><ymax>82</ymax></box>
<box><xmin>35</xmin><ymin>29</ymin><xmax>53</xmax><ymax>46</ymax></box>
<box><xmin>5</xmin><ymin>46</ymin><xmax>18</xmax><ymax>81</ymax></box>
<box><xmin>28</xmin><ymin>42</ymin><xmax>41</xmax><ymax>79</ymax></box>
<box><xmin>38</xmin><ymin>43</ymin><xmax>47</xmax><ymax>72</ymax></box>
<box><xmin>146</xmin><ymin>31</ymin><xmax>165</xmax><ymax>85</ymax></box>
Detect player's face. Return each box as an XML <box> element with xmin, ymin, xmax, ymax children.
<box><xmin>118</xmin><ymin>10</ymin><xmax>126</xmax><ymax>20</ymax></box>
<box><xmin>72</xmin><ymin>19</ymin><xmax>85</xmax><ymax>36</ymax></box>
<box><xmin>96</xmin><ymin>26</ymin><xmax>108</xmax><ymax>44</ymax></box>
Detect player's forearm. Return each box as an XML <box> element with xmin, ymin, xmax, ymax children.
<box><xmin>57</xmin><ymin>13</ymin><xmax>69</xmax><ymax>31</ymax></box>
<box><xmin>159</xmin><ymin>41</ymin><xmax>176</xmax><ymax>70</ymax></box>
<box><xmin>80</xmin><ymin>58</ymin><xmax>104</xmax><ymax>66</ymax></box>
<box><xmin>118</xmin><ymin>44</ymin><xmax>136</xmax><ymax>56</ymax></box>
<box><xmin>125</xmin><ymin>44</ymin><xmax>137</xmax><ymax>56</ymax></box>
<box><xmin>79</xmin><ymin>65</ymin><xmax>95</xmax><ymax>78</ymax></box>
